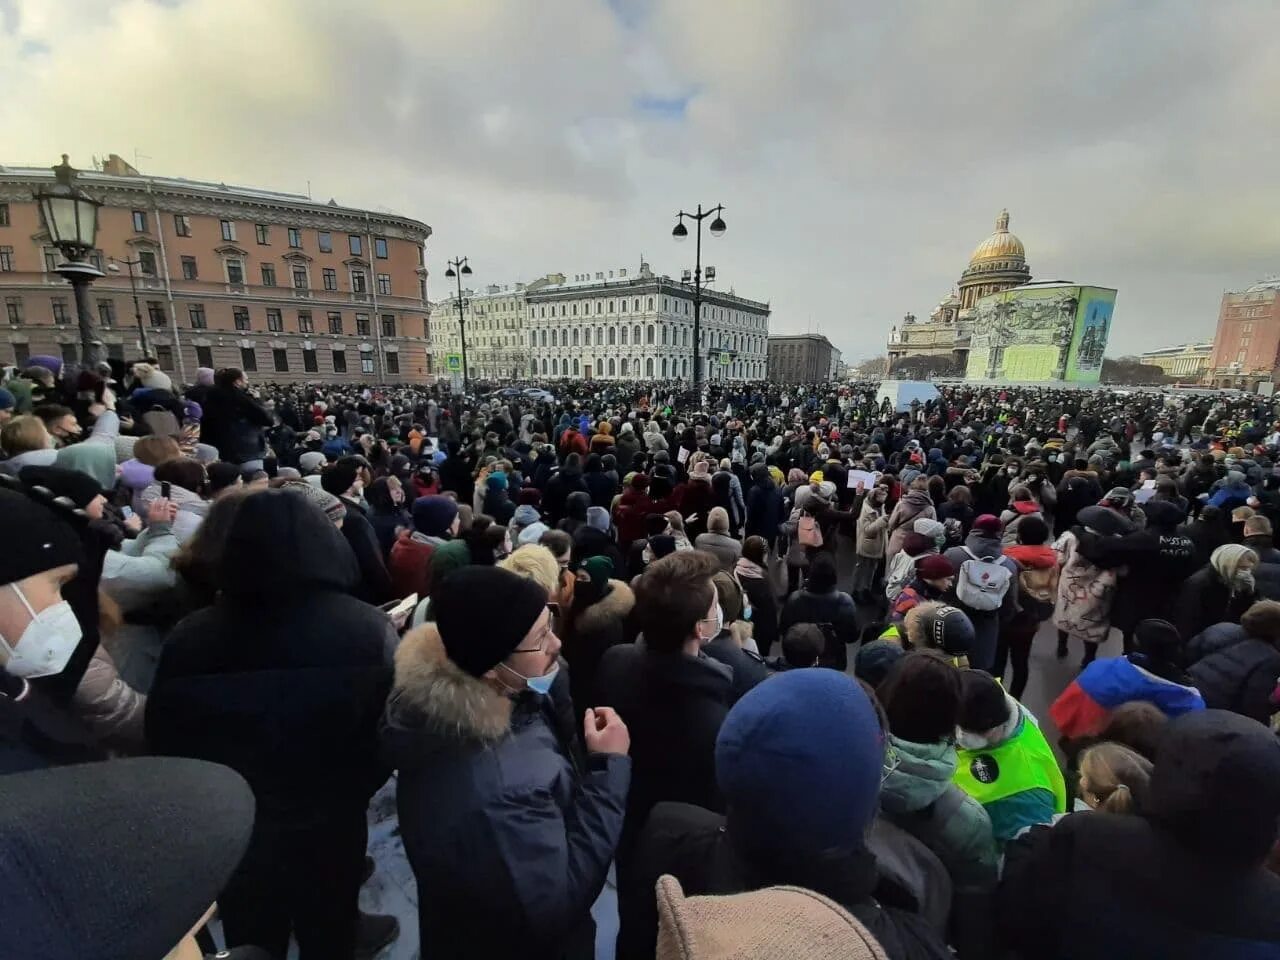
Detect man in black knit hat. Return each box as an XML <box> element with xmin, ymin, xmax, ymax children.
<box><xmin>384</xmin><ymin>565</ymin><xmax>631</xmax><ymax>960</ymax></box>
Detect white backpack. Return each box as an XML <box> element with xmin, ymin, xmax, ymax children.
<box><xmin>884</xmin><ymin>551</ymin><xmax>917</xmax><ymax>601</ymax></box>
<box><xmin>955</xmin><ymin>547</ymin><xmax>1012</xmax><ymax>611</ymax></box>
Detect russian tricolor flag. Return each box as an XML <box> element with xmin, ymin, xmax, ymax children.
<box><xmin>1050</xmin><ymin>657</ymin><xmax>1205</xmax><ymax>740</ymax></box>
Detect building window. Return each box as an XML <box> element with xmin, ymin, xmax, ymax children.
<box><xmin>647</xmin><ymin>324</ymin><xmax>655</xmax><ymax>344</ymax></box>
<box><xmin>226</xmin><ymin>259</ymin><xmax>244</xmax><ymax>285</ymax></box>
<box><xmin>132</xmin><ymin>210</ymin><xmax>148</xmax><ymax>232</ymax></box>
<box><xmin>540</xmin><ymin>330</ymin><xmax>547</xmax><ymax>347</ymax></box>
<box><xmin>318</xmin><ymin>232</ymin><xmax>332</xmax><ymax>253</ymax></box>
<box><xmin>255</xmin><ymin>223</ymin><xmax>270</xmax><ymax>245</ymax></box>
<box><xmin>332</xmin><ymin>349</ymin><xmax>347</xmax><ymax>373</ymax></box>
<box><xmin>233</xmin><ymin>306</ymin><xmax>250</xmax><ymax>331</ymax></box>
<box><xmin>273</xmin><ymin>348</ymin><xmax>289</xmax><ymax>372</ymax></box>
<box><xmin>356</xmin><ymin>313</ymin><xmax>370</xmax><ymax>336</ymax></box>
<box><xmin>266</xmin><ymin>308</ymin><xmax>282</xmax><ymax>332</ymax></box>
<box><xmin>377</xmin><ymin>274</ymin><xmax>392</xmax><ymax>296</ymax></box>
<box><xmin>328</xmin><ymin>311</ymin><xmax>343</xmax><ymax>334</ymax></box>
<box><xmin>303</xmin><ymin>348</ymin><xmax>318</xmax><ymax>373</ymax></box>
<box><xmin>181</xmin><ymin>256</ymin><xmax>198</xmax><ymax>280</ymax></box>
<box><xmin>196</xmin><ymin>345</ymin><xmax>213</xmax><ymax>368</ymax></box>
<box><xmin>648</xmin><ymin>297</ymin><xmax>654</xmax><ymax>310</ymax></box>
<box><xmin>240</xmin><ymin>347</ymin><xmax>257</xmax><ymax>372</ymax></box>
<box><xmin>261</xmin><ymin>264</ymin><xmax>276</xmax><ymax>286</ymax></box>
<box><xmin>56</xmin><ymin>343</ymin><xmax>77</xmax><ymax>365</ymax></box>
<box><xmin>298</xmin><ymin>311</ymin><xmax>314</xmax><ymax>334</ymax></box>
<box><xmin>188</xmin><ymin>304</ymin><xmax>207</xmax><ymax>329</ymax></box>
<box><xmin>220</xmin><ymin>220</ymin><xmax>236</xmax><ymax>242</ymax></box>
<box><xmin>572</xmin><ymin>328</ymin><xmax>579</xmax><ymax>346</ymax></box>
<box><xmin>374</xmin><ymin>237</ymin><xmax>388</xmax><ymax>259</ymax></box>
<box><xmin>0</xmin><ymin>203</ymin><xmax>8</xmax><ymax>226</ymax></box>
<box><xmin>148</xmin><ymin>301</ymin><xmax>167</xmax><ymax>328</ymax></box>
<box><xmin>323</xmin><ymin>268</ymin><xmax>337</xmax><ymax>291</ymax></box>
<box><xmin>621</xmin><ymin>326</ymin><xmax>628</xmax><ymax>345</ymax></box>
<box><xmin>173</xmin><ymin>215</ymin><xmax>191</xmax><ymax>237</ymax></box>
<box><xmin>138</xmin><ymin>250</ymin><xmax>157</xmax><ymax>275</ymax></box>
<box><xmin>360</xmin><ymin>355</ymin><xmax>374</xmax><ymax>374</ymax></box>
<box><xmin>351</xmin><ymin>270</ymin><xmax>367</xmax><ymax>294</ymax></box>
<box><xmin>13</xmin><ymin>342</ymin><xmax>29</xmax><ymax>366</ymax></box>
<box><xmin>287</xmin><ymin>227</ymin><xmax>302</xmax><ymax>249</ymax></box>
<box><xmin>385</xmin><ymin>352</ymin><xmax>399</xmax><ymax>374</ymax></box>
<box><xmin>5</xmin><ymin>297</ymin><xmax>23</xmax><ymax>324</ymax></box>
<box><xmin>292</xmin><ymin>267</ymin><xmax>308</xmax><ymax>291</ymax></box>
<box><xmin>52</xmin><ymin>298</ymin><xmax>70</xmax><ymax>324</ymax></box>
<box><xmin>621</xmin><ymin>299</ymin><xmax>627</xmax><ymax>313</ymax></box>
<box><xmin>381</xmin><ymin>314</ymin><xmax>396</xmax><ymax>337</ymax></box>
<box><xmin>0</xmin><ymin>246</ymin><xmax>12</xmax><ymax>272</ymax></box>
<box><xmin>349</xmin><ymin>235</ymin><xmax>362</xmax><ymax>256</ymax></box>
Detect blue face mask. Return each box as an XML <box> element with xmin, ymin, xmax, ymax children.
<box><xmin>514</xmin><ymin>660</ymin><xmax>560</xmax><ymax>701</ymax></box>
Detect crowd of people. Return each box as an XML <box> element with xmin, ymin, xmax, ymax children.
<box><xmin>3</xmin><ymin>354</ymin><xmax>1280</xmax><ymax>959</ymax></box>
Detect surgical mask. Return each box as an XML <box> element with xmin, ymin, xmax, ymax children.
<box><xmin>501</xmin><ymin>659</ymin><xmax>559</xmax><ymax>696</ymax></box>
<box><xmin>1234</xmin><ymin>570</ymin><xmax>1256</xmax><ymax>592</ymax></box>
<box><xmin>1006</xmin><ymin>468</ymin><xmax>1018</xmax><ymax>476</ymax></box>
<box><xmin>699</xmin><ymin>603</ymin><xmax>724</xmax><ymax>642</ymax></box>
<box><xmin>0</xmin><ymin>584</ymin><xmax>82</xmax><ymax>679</ymax></box>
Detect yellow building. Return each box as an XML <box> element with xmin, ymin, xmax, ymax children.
<box><xmin>1139</xmin><ymin>342</ymin><xmax>1213</xmax><ymax>380</ymax></box>
<box><xmin>887</xmin><ymin>210</ymin><xmax>1032</xmax><ymax>374</ymax></box>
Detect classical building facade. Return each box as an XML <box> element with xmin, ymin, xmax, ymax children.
<box><xmin>887</xmin><ymin>210</ymin><xmax>1032</xmax><ymax>374</ymax></box>
<box><xmin>430</xmin><ymin>280</ymin><xmax>551</xmax><ymax>381</ymax></box>
<box><xmin>1204</xmin><ymin>276</ymin><xmax>1280</xmax><ymax>389</ymax></box>
<box><xmin>523</xmin><ymin>263</ymin><xmax>769</xmax><ymax>381</ymax></box>
<box><xmin>0</xmin><ymin>154</ymin><xmax>432</xmax><ymax>384</ymax></box>
<box><xmin>1138</xmin><ymin>342</ymin><xmax>1213</xmax><ymax>380</ymax></box>
<box><xmin>768</xmin><ymin>333</ymin><xmax>835</xmax><ymax>384</ymax></box>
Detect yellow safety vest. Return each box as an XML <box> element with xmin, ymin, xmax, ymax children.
<box><xmin>954</xmin><ymin>714</ymin><xmax>1067</xmax><ymax>813</ymax></box>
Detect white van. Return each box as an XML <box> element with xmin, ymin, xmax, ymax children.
<box><xmin>876</xmin><ymin>379</ymin><xmax>940</xmax><ymax>414</ymax></box>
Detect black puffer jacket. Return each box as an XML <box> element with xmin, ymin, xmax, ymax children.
<box><xmin>199</xmin><ymin>383</ymin><xmax>273</xmax><ymax>464</ymax></box>
<box><xmin>1186</xmin><ymin>623</ymin><xmax>1280</xmax><ymax>724</ymax></box>
<box><xmin>147</xmin><ymin>490</ymin><xmax>395</xmax><ymax>824</ymax></box>
<box><xmin>383</xmin><ymin>624</ymin><xmax>629</xmax><ymax>960</ymax></box>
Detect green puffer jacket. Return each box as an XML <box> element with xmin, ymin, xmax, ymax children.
<box><xmin>880</xmin><ymin>734</ymin><xmax>999</xmax><ymax>893</ymax></box>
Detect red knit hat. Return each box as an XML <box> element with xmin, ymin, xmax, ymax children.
<box><xmin>916</xmin><ymin>554</ymin><xmax>955</xmax><ymax>581</ymax></box>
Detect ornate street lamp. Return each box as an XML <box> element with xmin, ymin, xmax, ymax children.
<box><xmin>35</xmin><ymin>155</ymin><xmax>105</xmax><ymax>368</ymax></box>
<box><xmin>443</xmin><ymin>257</ymin><xmax>473</xmax><ymax>391</ymax></box>
<box><xmin>671</xmin><ymin>203</ymin><xmax>725</xmax><ymax>393</ymax></box>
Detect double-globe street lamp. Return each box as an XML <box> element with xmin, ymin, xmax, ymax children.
<box><xmin>35</xmin><ymin>155</ymin><xmax>105</xmax><ymax>369</ymax></box>
<box><xmin>672</xmin><ymin>203</ymin><xmax>726</xmax><ymax>393</ymax></box>
<box><xmin>443</xmin><ymin>256</ymin><xmax>473</xmax><ymax>392</ymax></box>
<box><xmin>107</xmin><ymin>255</ymin><xmax>151</xmax><ymax>360</ymax></box>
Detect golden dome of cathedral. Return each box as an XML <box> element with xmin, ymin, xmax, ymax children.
<box><xmin>968</xmin><ymin>209</ymin><xmax>1026</xmax><ymax>266</ymax></box>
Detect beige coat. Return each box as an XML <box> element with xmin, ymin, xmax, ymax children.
<box><xmin>856</xmin><ymin>497</ymin><xmax>890</xmax><ymax>559</ymax></box>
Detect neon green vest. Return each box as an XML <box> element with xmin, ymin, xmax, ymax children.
<box><xmin>954</xmin><ymin>716</ymin><xmax>1067</xmax><ymax>813</ymax></box>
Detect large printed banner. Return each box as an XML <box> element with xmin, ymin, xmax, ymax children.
<box><xmin>964</xmin><ymin>284</ymin><xmax>1116</xmax><ymax>383</ymax></box>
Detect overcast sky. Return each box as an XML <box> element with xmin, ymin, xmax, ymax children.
<box><xmin>3</xmin><ymin>0</ymin><xmax>1278</xmax><ymax>361</ymax></box>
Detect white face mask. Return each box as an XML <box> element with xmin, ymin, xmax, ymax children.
<box><xmin>0</xmin><ymin>584</ymin><xmax>82</xmax><ymax>678</ymax></box>
<box><xmin>698</xmin><ymin>602</ymin><xmax>724</xmax><ymax>643</ymax></box>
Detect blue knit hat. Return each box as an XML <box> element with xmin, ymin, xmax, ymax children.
<box><xmin>716</xmin><ymin>670</ymin><xmax>884</xmax><ymax>857</ymax></box>
<box><xmin>412</xmin><ymin>495</ymin><xmax>458</xmax><ymax>537</ymax></box>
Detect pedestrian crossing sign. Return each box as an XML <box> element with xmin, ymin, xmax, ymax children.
<box><xmin>445</xmin><ymin>354</ymin><xmax>463</xmax><ymax>372</ymax></box>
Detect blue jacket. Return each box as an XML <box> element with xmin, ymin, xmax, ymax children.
<box><xmin>384</xmin><ymin>625</ymin><xmax>629</xmax><ymax>960</ymax></box>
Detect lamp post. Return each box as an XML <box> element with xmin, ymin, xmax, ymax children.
<box><xmin>35</xmin><ymin>155</ymin><xmax>104</xmax><ymax>369</ymax></box>
<box><xmin>107</xmin><ymin>256</ymin><xmax>150</xmax><ymax>359</ymax></box>
<box><xmin>443</xmin><ymin>256</ymin><xmax>473</xmax><ymax>392</ymax></box>
<box><xmin>672</xmin><ymin>203</ymin><xmax>726</xmax><ymax>393</ymax></box>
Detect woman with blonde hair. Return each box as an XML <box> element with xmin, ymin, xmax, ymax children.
<box><xmin>1077</xmin><ymin>741</ymin><xmax>1152</xmax><ymax>814</ymax></box>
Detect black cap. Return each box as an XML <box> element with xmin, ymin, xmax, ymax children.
<box><xmin>19</xmin><ymin>465</ymin><xmax>103</xmax><ymax>509</ymax></box>
<box><xmin>0</xmin><ymin>488</ymin><xmax>84</xmax><ymax>587</ymax></box>
<box><xmin>0</xmin><ymin>757</ymin><xmax>255</xmax><ymax>959</ymax></box>
<box><xmin>434</xmin><ymin>566</ymin><xmax>548</xmax><ymax>677</ymax></box>
<box><xmin>957</xmin><ymin>668</ymin><xmax>1010</xmax><ymax>732</ymax></box>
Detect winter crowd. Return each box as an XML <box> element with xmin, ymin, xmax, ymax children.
<box><xmin>2</xmin><ymin>355</ymin><xmax>1280</xmax><ymax>960</ymax></box>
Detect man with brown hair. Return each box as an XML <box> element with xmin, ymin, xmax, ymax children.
<box><xmin>595</xmin><ymin>550</ymin><xmax>732</xmax><ymax>950</ymax></box>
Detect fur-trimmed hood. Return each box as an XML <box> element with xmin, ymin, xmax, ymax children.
<box><xmin>385</xmin><ymin>623</ymin><xmax>513</xmax><ymax>746</ymax></box>
<box><xmin>574</xmin><ymin>579</ymin><xmax>635</xmax><ymax>636</ymax></box>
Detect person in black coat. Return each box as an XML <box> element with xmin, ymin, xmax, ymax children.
<box><xmin>745</xmin><ymin>463</ymin><xmax>785</xmax><ymax>549</ymax></box>
<box><xmin>1186</xmin><ymin>599</ymin><xmax>1280</xmax><ymax>724</ymax></box>
<box><xmin>544</xmin><ymin>454</ymin><xmax>589</xmax><ymax>526</ymax></box>
<box><xmin>998</xmin><ymin>710</ymin><xmax>1280</xmax><ymax>959</ymax></box>
<box><xmin>1174</xmin><ymin>544</ymin><xmax>1259</xmax><ymax>641</ymax></box>
<box><xmin>198</xmin><ymin>368</ymin><xmax>273</xmax><ymax>470</ymax></box>
<box><xmin>617</xmin><ymin>670</ymin><xmax>952</xmax><ymax>960</ymax></box>
<box><xmin>582</xmin><ymin>453</ymin><xmax>617</xmax><ymax>508</ymax></box>
<box><xmin>562</xmin><ymin>559</ymin><xmax>635</xmax><ymax>719</ymax></box>
<box><xmin>571</xmin><ymin>508</ymin><xmax>627</xmax><ymax>580</ymax></box>
<box><xmin>736</xmin><ymin>535</ymin><xmax>780</xmax><ymax>657</ymax></box>
<box><xmin>146</xmin><ymin>490</ymin><xmax>396</xmax><ymax>959</ymax></box>
<box><xmin>382</xmin><ymin>567</ymin><xmax>630</xmax><ymax>960</ymax></box>
<box><xmin>595</xmin><ymin>551</ymin><xmax>733</xmax><ymax>881</ymax></box>
<box><xmin>778</xmin><ymin>553</ymin><xmax>859</xmax><ymax>670</ymax></box>
<box><xmin>320</xmin><ymin>458</ymin><xmax>395</xmax><ymax>605</ymax></box>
